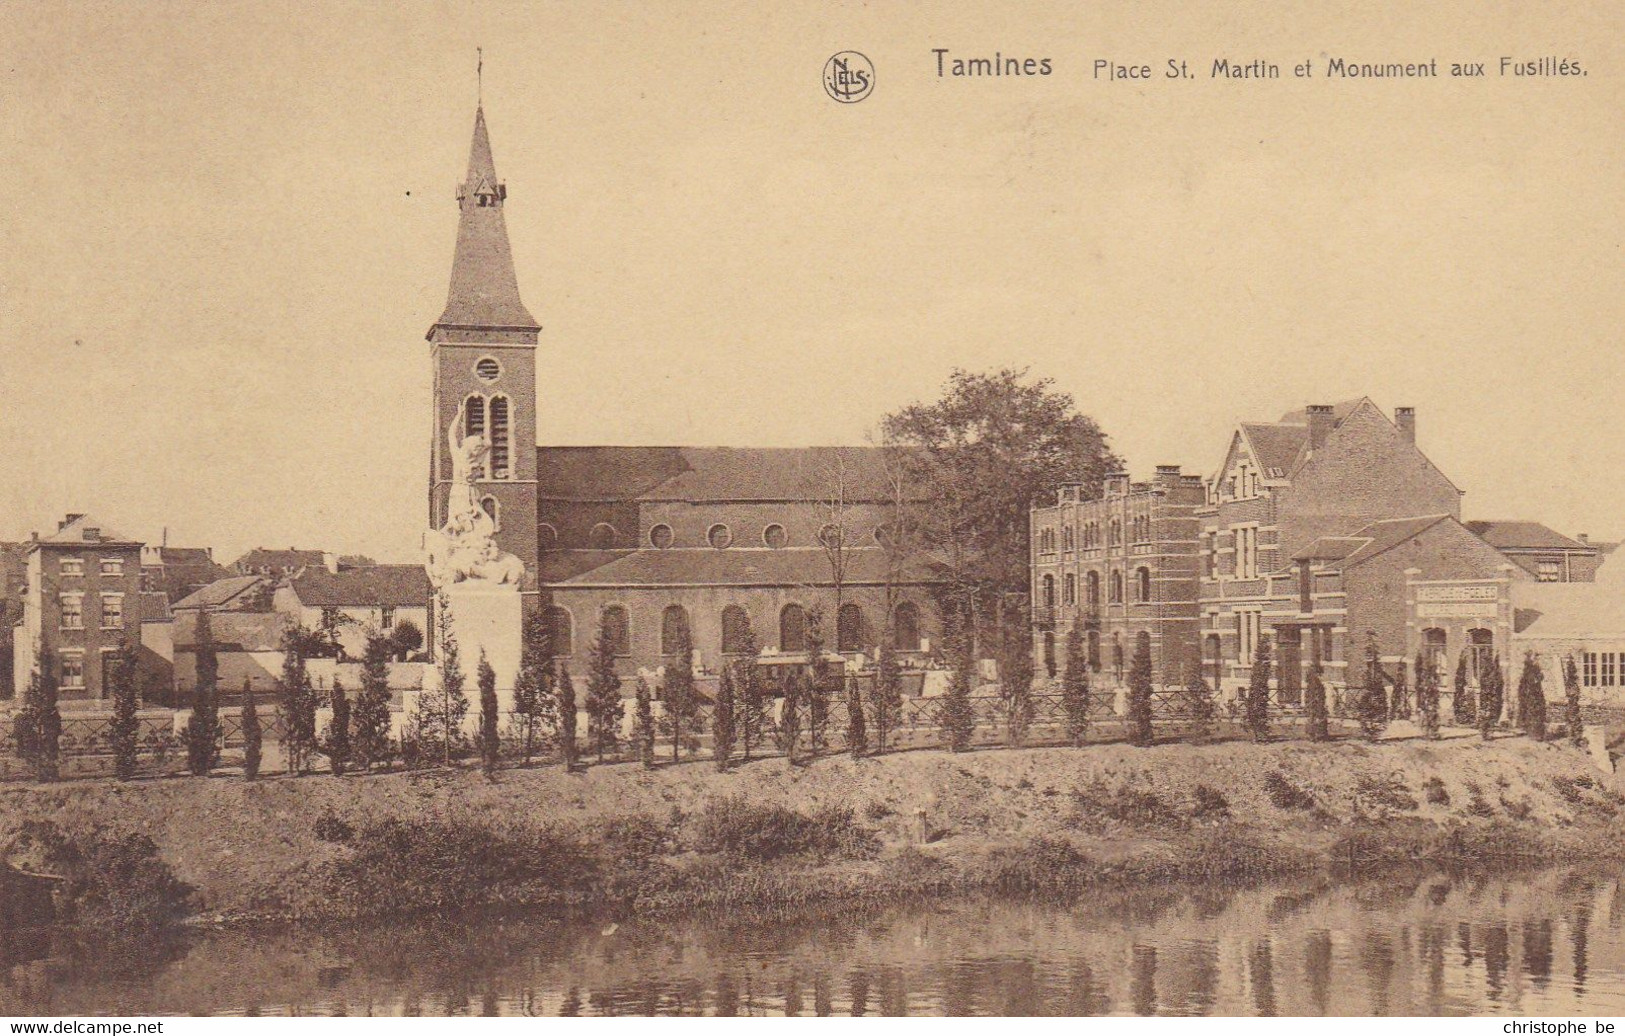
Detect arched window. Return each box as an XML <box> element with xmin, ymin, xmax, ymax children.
<box><xmin>600</xmin><ymin>605</ymin><xmax>630</xmax><ymax>657</ymax></box>
<box><xmin>1087</xmin><ymin>571</ymin><xmax>1100</xmax><ymax>606</ymax></box>
<box><xmin>763</xmin><ymin>523</ymin><xmax>788</xmax><ymax>549</ymax></box>
<box><xmin>837</xmin><ymin>602</ymin><xmax>865</xmax><ymax>653</ymax></box>
<box><xmin>589</xmin><ymin>522</ymin><xmax>617</xmax><ymax>549</ymax></box>
<box><xmin>1422</xmin><ymin>627</ymin><xmax>1448</xmax><ymax>676</ymax></box>
<box><xmin>1042</xmin><ymin>574</ymin><xmax>1056</xmax><ymax>609</ymax></box>
<box><xmin>1109</xmin><ymin>570</ymin><xmax>1123</xmax><ymax>603</ymax></box>
<box><xmin>1109</xmin><ymin>519</ymin><xmax>1121</xmax><ymax>546</ymax></box>
<box><xmin>546</xmin><ymin>605</ymin><xmax>574</xmax><ymax>657</ymax></box>
<box><xmin>538</xmin><ymin>523</ymin><xmax>558</xmax><ymax>551</ymax></box>
<box><xmin>1063</xmin><ymin>526</ymin><xmax>1074</xmax><ymax>551</ymax></box>
<box><xmin>892</xmin><ymin>602</ymin><xmax>921</xmax><ymax>652</ymax></box>
<box><xmin>780</xmin><ymin>603</ymin><xmax>808</xmax><ymax>654</ymax></box>
<box><xmin>661</xmin><ymin>604</ymin><xmax>690</xmax><ymax>657</ymax></box>
<box><xmin>480</xmin><ymin>496</ymin><xmax>500</xmax><ymax>530</ymax></box>
<box><xmin>1087</xmin><ymin>630</ymin><xmax>1101</xmax><ymax>671</ymax></box>
<box><xmin>649</xmin><ymin>524</ymin><xmax>674</xmax><ymax>549</ymax></box>
<box><xmin>708</xmin><ymin>523</ymin><xmax>733</xmax><ymax>549</ymax></box>
<box><xmin>1136</xmin><ymin>567</ymin><xmax>1151</xmax><ymax>603</ymax></box>
<box><xmin>721</xmin><ymin>605</ymin><xmax>752</xmax><ymax>656</ymax></box>
<box><xmin>461</xmin><ymin>395</ymin><xmax>488</xmax><ymax>479</ymax></box>
<box><xmin>1063</xmin><ymin>573</ymin><xmax>1076</xmax><ymax>606</ymax></box>
<box><xmin>1467</xmin><ymin>628</ymin><xmax>1494</xmax><ymax>683</ymax></box>
<box><xmin>488</xmin><ymin>395</ymin><xmax>511</xmax><ymax>479</ymax></box>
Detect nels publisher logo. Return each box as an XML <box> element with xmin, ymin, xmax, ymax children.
<box><xmin>823</xmin><ymin>51</ymin><xmax>874</xmax><ymax>103</ymax></box>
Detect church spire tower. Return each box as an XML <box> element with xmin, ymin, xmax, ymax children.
<box><xmin>428</xmin><ymin>103</ymin><xmax>540</xmax><ymax>587</ymax></box>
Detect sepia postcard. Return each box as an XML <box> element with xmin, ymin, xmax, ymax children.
<box><xmin>2</xmin><ymin>0</ymin><xmax>1623</xmax><ymax>1024</ymax></box>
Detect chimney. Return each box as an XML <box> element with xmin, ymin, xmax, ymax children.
<box><xmin>1306</xmin><ymin>405</ymin><xmax>1335</xmax><ymax>451</ymax></box>
<box><xmin>323</xmin><ymin>552</ymin><xmax>340</xmax><ymax>575</ymax></box>
<box><xmin>59</xmin><ymin>513</ymin><xmax>84</xmax><ymax>531</ymax></box>
<box><xmin>1154</xmin><ymin>464</ymin><xmax>1182</xmax><ymax>490</ymax></box>
<box><xmin>83</xmin><ymin>527</ymin><xmax>100</xmax><ymax>541</ymax></box>
<box><xmin>1578</xmin><ymin>533</ymin><xmax>1590</xmax><ymax>546</ymax></box>
<box><xmin>1395</xmin><ymin>407</ymin><xmax>1416</xmax><ymax>445</ymax></box>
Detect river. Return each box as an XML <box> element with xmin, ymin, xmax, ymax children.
<box><xmin>3</xmin><ymin>866</ymin><xmax>1622</xmax><ymax>1016</ymax></box>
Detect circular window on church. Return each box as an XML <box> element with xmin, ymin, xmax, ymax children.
<box><xmin>708</xmin><ymin>523</ymin><xmax>733</xmax><ymax>549</ymax></box>
<box><xmin>762</xmin><ymin>523</ymin><xmax>788</xmax><ymax>549</ymax></box>
<box><xmin>649</xmin><ymin>524</ymin><xmax>674</xmax><ymax>549</ymax></box>
<box><xmin>475</xmin><ymin>357</ymin><xmax>501</xmax><ymax>383</ymax></box>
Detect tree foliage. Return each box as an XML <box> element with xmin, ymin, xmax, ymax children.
<box><xmin>325</xmin><ymin>678</ymin><xmax>352</xmax><ymax>776</ymax></box>
<box><xmin>846</xmin><ymin>672</ymin><xmax>868</xmax><ymax>759</ymax></box>
<box><xmin>1452</xmin><ymin>651</ymin><xmax>1474</xmax><ymax>726</ymax></box>
<box><xmin>1516</xmin><ymin>651</ymin><xmax>1546</xmax><ymax>742</ymax></box>
<box><xmin>938</xmin><ymin>628</ymin><xmax>976</xmax><ymax>753</ymax></box>
<box><xmin>478</xmin><ymin>651</ymin><xmax>500</xmax><ymax>775</ymax></box>
<box><xmin>779</xmin><ymin>668</ymin><xmax>803</xmax><ymax>767</ymax></box>
<box><xmin>805</xmin><ymin>607</ymin><xmax>830</xmax><ymax>755</ymax></box>
<box><xmin>1126</xmin><ymin>636</ymin><xmax>1155</xmax><ymax>747</ymax></box>
<box><xmin>1060</xmin><ymin>626</ymin><xmax>1091</xmax><ymax>746</ymax></box>
<box><xmin>186</xmin><ymin>611</ymin><xmax>223</xmax><ymax>777</ymax></box>
<box><xmin>1357</xmin><ymin>637</ymin><xmax>1388</xmax><ymax>742</ymax></box>
<box><xmin>871</xmin><ymin>640</ymin><xmax>902</xmax><ymax>754</ymax></box>
<box><xmin>714</xmin><ymin>664</ymin><xmax>737</xmax><ymax>771</ymax></box>
<box><xmin>1305</xmin><ymin>661</ymin><xmax>1330</xmax><ymax>742</ymax></box>
<box><xmin>351</xmin><ymin>631</ymin><xmax>395</xmax><ymax>772</ymax></box>
<box><xmin>277</xmin><ymin>626</ymin><xmax>323</xmax><ymax>775</ymax></box>
<box><xmin>1564</xmin><ymin>655</ymin><xmax>1583</xmax><ymax>747</ymax></box>
<box><xmin>240</xmin><ymin>677</ymin><xmax>262</xmax><ymax>781</ymax></box>
<box><xmin>556</xmin><ymin>664</ymin><xmax>578</xmax><ymax>771</ymax></box>
<box><xmin>1478</xmin><ymin>653</ymin><xmax>1505</xmax><ymax>741</ymax></box>
<box><xmin>511</xmin><ymin>607</ymin><xmax>557</xmax><ymax>767</ymax></box>
<box><xmin>880</xmin><ymin>367</ymin><xmax>1121</xmax><ymax>656</ymax></box>
<box><xmin>108</xmin><ymin>639</ymin><xmax>141</xmax><ymax>780</ymax></box>
<box><xmin>584</xmin><ymin>622</ymin><xmax>623</xmax><ymax>763</ymax></box>
<box><xmin>661</xmin><ymin>614</ymin><xmax>698</xmax><ymax>763</ymax></box>
<box><xmin>634</xmin><ymin>676</ymin><xmax>656</xmax><ymax>769</ymax></box>
<box><xmin>405</xmin><ymin>606</ymin><xmax>468</xmax><ymax>768</ymax></box>
<box><xmin>1245</xmin><ymin>638</ymin><xmax>1273</xmax><ymax>743</ymax></box>
<box><xmin>1415</xmin><ymin>655</ymin><xmax>1441</xmax><ymax>741</ymax></box>
<box><xmin>999</xmin><ymin>625</ymin><xmax>1034</xmax><ymax>748</ymax></box>
<box><xmin>1184</xmin><ymin>658</ymin><xmax>1215</xmax><ymax>742</ymax></box>
<box><xmin>390</xmin><ymin>618</ymin><xmax>424</xmax><ymax>661</ymax></box>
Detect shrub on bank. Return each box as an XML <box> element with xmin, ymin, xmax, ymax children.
<box><xmin>691</xmin><ymin>797</ymin><xmax>879</xmax><ymax>862</ymax></box>
<box><xmin>5</xmin><ymin>820</ymin><xmax>194</xmax><ymax>933</ymax></box>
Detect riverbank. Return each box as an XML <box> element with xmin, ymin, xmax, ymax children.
<box><xmin>3</xmin><ymin>731</ymin><xmax>1621</xmax><ymax>926</ymax></box>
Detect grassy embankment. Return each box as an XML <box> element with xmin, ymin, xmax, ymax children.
<box><xmin>3</xmin><ymin>730</ymin><xmax>1622</xmax><ymax>928</ymax></box>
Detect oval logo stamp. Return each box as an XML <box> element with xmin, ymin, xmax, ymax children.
<box><xmin>823</xmin><ymin>51</ymin><xmax>875</xmax><ymax>103</ymax></box>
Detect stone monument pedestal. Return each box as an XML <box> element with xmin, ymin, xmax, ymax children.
<box><xmin>424</xmin><ymin>582</ymin><xmax>523</xmax><ymax>732</ymax></box>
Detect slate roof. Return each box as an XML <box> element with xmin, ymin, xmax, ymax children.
<box><xmin>1293</xmin><ymin>515</ymin><xmax>1456</xmax><ymax>571</ymax></box>
<box><xmin>1291</xmin><ymin>537</ymin><xmax>1368</xmax><ymax>563</ymax></box>
<box><xmin>432</xmin><ymin>106</ymin><xmax>538</xmax><ymax>332</ymax></box>
<box><xmin>33</xmin><ymin>514</ymin><xmax>140</xmax><ymax>547</ymax></box>
<box><xmin>538</xmin><ymin>547</ymin><xmax>938</xmax><ymax>588</ymax></box>
<box><xmin>233</xmin><ymin>548</ymin><xmax>326</xmax><ymax>573</ymax></box>
<box><xmin>1238</xmin><ymin>398</ymin><xmax>1369</xmax><ymax>479</ymax></box>
<box><xmin>284</xmin><ymin>565</ymin><xmax>430</xmax><ymax>608</ymax></box>
<box><xmin>537</xmin><ymin>446</ymin><xmax>919</xmax><ymax>503</ymax></box>
<box><xmin>172</xmin><ymin>575</ymin><xmax>267</xmax><ymax>611</ymax></box>
<box><xmin>1465</xmin><ymin>521</ymin><xmax>1593</xmax><ymax>553</ymax></box>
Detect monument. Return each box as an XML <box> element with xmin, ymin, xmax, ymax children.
<box><xmin>423</xmin><ymin>421</ymin><xmax>526</xmax><ymax>726</ymax></box>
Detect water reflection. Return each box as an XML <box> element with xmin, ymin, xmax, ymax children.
<box><xmin>4</xmin><ymin>866</ymin><xmax>1625</xmax><ymax>1016</ymax></box>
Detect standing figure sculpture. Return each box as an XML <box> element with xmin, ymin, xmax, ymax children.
<box><xmin>424</xmin><ymin>419</ymin><xmax>526</xmax><ymax>589</ymax></box>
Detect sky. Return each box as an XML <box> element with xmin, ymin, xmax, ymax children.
<box><xmin>1</xmin><ymin>1</ymin><xmax>1621</xmax><ymax>563</ymax></box>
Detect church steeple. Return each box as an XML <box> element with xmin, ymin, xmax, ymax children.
<box><xmin>429</xmin><ymin>106</ymin><xmax>539</xmax><ymax>336</ymax></box>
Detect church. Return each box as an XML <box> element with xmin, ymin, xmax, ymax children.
<box><xmin>425</xmin><ymin>105</ymin><xmax>944</xmax><ymax>679</ymax></box>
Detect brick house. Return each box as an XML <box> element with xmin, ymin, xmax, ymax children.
<box><xmin>1196</xmin><ymin>399</ymin><xmax>1465</xmax><ymax>698</ymax></box>
<box><xmin>11</xmin><ymin>514</ymin><xmax>146</xmax><ymax>706</ymax></box>
<box><xmin>1463</xmin><ymin>521</ymin><xmax>1603</xmax><ymax>583</ymax></box>
<box><xmin>1029</xmin><ymin>467</ymin><xmax>1205</xmax><ymax>685</ymax></box>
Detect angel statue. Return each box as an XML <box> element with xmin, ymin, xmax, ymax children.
<box><xmin>424</xmin><ymin>417</ymin><xmax>526</xmax><ymax>589</ymax></box>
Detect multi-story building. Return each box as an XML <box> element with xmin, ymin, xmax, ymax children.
<box><xmin>1463</xmin><ymin>521</ymin><xmax>1603</xmax><ymax>583</ymax></box>
<box><xmin>1029</xmin><ymin>466</ymin><xmax>1206</xmax><ymax>685</ymax></box>
<box><xmin>12</xmin><ymin>514</ymin><xmax>146</xmax><ymax>705</ymax></box>
<box><xmin>1196</xmin><ymin>399</ymin><xmax>1465</xmax><ymax>698</ymax></box>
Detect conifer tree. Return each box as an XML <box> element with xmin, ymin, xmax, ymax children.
<box><xmin>938</xmin><ymin>628</ymin><xmax>976</xmax><ymax>753</ymax></box>
<box><xmin>33</xmin><ymin>651</ymin><xmax>60</xmax><ymax>782</ymax></box>
<box><xmin>1516</xmin><ymin>651</ymin><xmax>1547</xmax><ymax>742</ymax></box>
<box><xmin>713</xmin><ymin>663</ymin><xmax>737</xmax><ymax>771</ymax></box>
<box><xmin>1245</xmin><ymin>638</ymin><xmax>1273</xmax><ymax>743</ymax></box>
<box><xmin>187</xmin><ymin>613</ymin><xmax>223</xmax><ymax>776</ymax></box>
<box><xmin>733</xmin><ymin>622</ymin><xmax>764</xmax><ymax>760</ymax></box>
<box><xmin>872</xmin><ymin>640</ymin><xmax>903</xmax><ymax>754</ymax></box>
<box><xmin>478</xmin><ymin>651</ymin><xmax>500</xmax><ymax>774</ymax></box>
<box><xmin>1305</xmin><ymin>661</ymin><xmax>1330</xmax><ymax>742</ymax></box>
<box><xmin>634</xmin><ymin>675</ymin><xmax>656</xmax><ymax>769</ymax></box>
<box><xmin>1184</xmin><ymin>659</ymin><xmax>1215</xmax><ymax>742</ymax></box>
<box><xmin>1478</xmin><ymin>653</ymin><xmax>1504</xmax><ymax>741</ymax></box>
<box><xmin>1452</xmin><ymin>650</ymin><xmax>1474</xmax><ymax>726</ymax></box>
<box><xmin>351</xmin><ymin>631</ymin><xmax>395</xmax><ymax>772</ymax></box>
<box><xmin>1060</xmin><ymin>626</ymin><xmax>1091</xmax><ymax>746</ymax></box>
<box><xmin>1357</xmin><ymin>637</ymin><xmax>1387</xmax><ymax>742</ymax></box>
<box><xmin>805</xmin><ymin>607</ymin><xmax>830</xmax><ymax>755</ymax></box>
<box><xmin>511</xmin><ymin>607</ymin><xmax>557</xmax><ymax>767</ymax></box>
<box><xmin>1391</xmin><ymin>662</ymin><xmax>1411</xmax><ymax>721</ymax></box>
<box><xmin>240</xmin><ymin>677</ymin><xmax>262</xmax><ymax>781</ymax></box>
<box><xmin>557</xmin><ymin>663</ymin><xmax>579</xmax><ymax>770</ymax></box>
<box><xmin>109</xmin><ymin>639</ymin><xmax>141</xmax><ymax>780</ymax></box>
<box><xmin>1127</xmin><ymin>636</ymin><xmax>1155</xmax><ymax>747</ymax></box>
<box><xmin>584</xmin><ymin>622</ymin><xmax>623</xmax><ymax>763</ymax></box>
<box><xmin>846</xmin><ymin>671</ymin><xmax>868</xmax><ymax>759</ymax></box>
<box><xmin>1564</xmin><ymin>655</ymin><xmax>1583</xmax><ymax>747</ymax></box>
<box><xmin>277</xmin><ymin>627</ymin><xmax>321</xmax><ymax>775</ymax></box>
<box><xmin>662</xmin><ymin>616</ymin><xmax>697</xmax><ymax>763</ymax></box>
<box><xmin>390</xmin><ymin>617</ymin><xmax>424</xmax><ymax>661</ymax></box>
<box><xmin>1415</xmin><ymin>655</ymin><xmax>1441</xmax><ymax>741</ymax></box>
<box><xmin>780</xmin><ymin>668</ymin><xmax>803</xmax><ymax>767</ymax></box>
<box><xmin>1000</xmin><ymin>627</ymin><xmax>1034</xmax><ymax>748</ymax></box>
<box><xmin>325</xmin><ymin>678</ymin><xmax>352</xmax><ymax>775</ymax></box>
